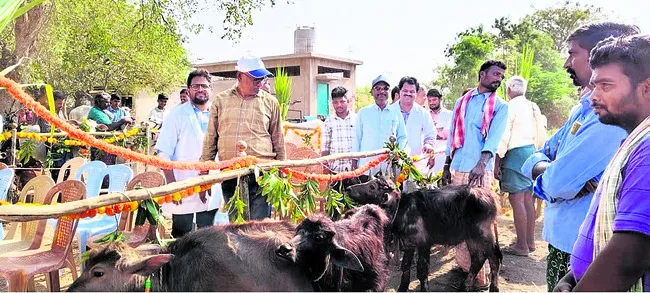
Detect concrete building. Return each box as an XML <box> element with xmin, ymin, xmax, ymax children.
<box><xmin>194</xmin><ymin>27</ymin><xmax>363</xmax><ymax>121</ymax></box>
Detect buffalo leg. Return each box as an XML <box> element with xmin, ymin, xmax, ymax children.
<box><xmin>416</xmin><ymin>246</ymin><xmax>431</xmax><ymax>292</ymax></box>
<box><xmin>487</xmin><ymin>242</ymin><xmax>502</xmax><ymax>292</ymax></box>
<box><xmin>398</xmin><ymin>248</ymin><xmax>415</xmax><ymax>292</ymax></box>
<box><xmin>465</xmin><ymin>241</ymin><xmax>489</xmax><ymax>291</ymax></box>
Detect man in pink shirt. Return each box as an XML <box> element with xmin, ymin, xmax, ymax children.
<box><xmin>427</xmin><ymin>89</ymin><xmax>452</xmax><ymax>174</ymax></box>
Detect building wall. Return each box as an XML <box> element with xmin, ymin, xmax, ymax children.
<box><xmin>133</xmin><ymin>89</ymin><xmax>184</xmax><ymax>123</ymax></box>
<box><xmin>195</xmin><ymin>55</ymin><xmax>359</xmax><ymax>120</ymax></box>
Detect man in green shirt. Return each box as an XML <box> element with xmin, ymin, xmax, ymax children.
<box><xmin>87</xmin><ymin>92</ymin><xmax>132</xmax><ymax>131</ymax></box>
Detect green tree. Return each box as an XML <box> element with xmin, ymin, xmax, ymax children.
<box><xmin>29</xmin><ymin>0</ymin><xmax>190</xmax><ymax>102</ymax></box>
<box><xmin>433</xmin><ymin>31</ymin><xmax>495</xmax><ymax>105</ymax></box>
<box><xmin>354</xmin><ymin>86</ymin><xmax>373</xmax><ymax>112</ymax></box>
<box><xmin>528</xmin><ymin>0</ymin><xmax>602</xmax><ymax>51</ymax></box>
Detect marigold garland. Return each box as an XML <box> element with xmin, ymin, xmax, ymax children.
<box><xmin>283</xmin><ymin>125</ymin><xmax>322</xmax><ymax>147</ymax></box>
<box><xmin>280</xmin><ymin>154</ymin><xmax>388</xmax><ymax>182</ymax></box>
<box><xmin>0</xmin><ymin>76</ymin><xmax>257</xmax><ymax>172</ymax></box>
<box><xmin>0</xmin><ymin>184</ymin><xmax>214</xmax><ymax>220</ymax></box>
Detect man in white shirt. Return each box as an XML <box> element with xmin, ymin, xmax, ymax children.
<box><xmin>149</xmin><ymin>93</ymin><xmax>169</xmax><ymax>128</ymax></box>
<box><xmin>388</xmin><ymin>76</ymin><xmax>437</xmax><ymax>173</ymax></box>
<box><xmin>427</xmin><ymin>89</ymin><xmax>453</xmax><ymax>174</ymax></box>
<box><xmin>155</xmin><ymin>69</ymin><xmax>220</xmax><ymax>238</ymax></box>
<box><xmin>496</xmin><ymin>76</ymin><xmax>546</xmax><ymax>256</ymax></box>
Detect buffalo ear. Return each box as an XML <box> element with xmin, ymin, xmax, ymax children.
<box><xmin>331</xmin><ymin>242</ymin><xmax>364</xmax><ymax>272</ymax></box>
<box><xmin>124</xmin><ymin>254</ymin><xmax>174</xmax><ymax>276</ymax></box>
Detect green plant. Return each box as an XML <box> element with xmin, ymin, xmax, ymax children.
<box><xmin>274</xmin><ymin>67</ymin><xmax>292</xmax><ymax>121</ymax></box>
<box><xmin>0</xmin><ymin>0</ymin><xmax>45</xmax><ymax>33</ymax></box>
<box><xmin>16</xmin><ymin>139</ymin><xmax>36</xmax><ymax>164</ymax></box>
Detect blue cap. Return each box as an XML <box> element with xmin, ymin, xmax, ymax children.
<box><xmin>372</xmin><ymin>75</ymin><xmax>390</xmax><ymax>87</ymax></box>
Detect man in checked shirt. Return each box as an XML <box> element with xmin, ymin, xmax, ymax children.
<box><xmin>321</xmin><ymin>86</ymin><xmax>358</xmax><ymax>191</ymax></box>
<box><xmin>200</xmin><ymin>55</ymin><xmax>286</xmax><ymax>220</ymax></box>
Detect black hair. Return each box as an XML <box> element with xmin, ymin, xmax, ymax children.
<box><xmin>427</xmin><ymin>88</ymin><xmax>442</xmax><ymax>98</ymax></box>
<box><xmin>186</xmin><ymin>68</ymin><xmax>212</xmax><ymax>88</ymax></box>
<box><xmin>180</xmin><ymin>89</ymin><xmax>188</xmax><ymax>95</ymax></box>
<box><xmin>110</xmin><ymin>93</ymin><xmax>121</xmax><ymax>101</ymax></box>
<box><xmin>391</xmin><ymin>86</ymin><xmax>400</xmax><ymax>102</ymax></box>
<box><xmin>478</xmin><ymin>60</ymin><xmax>507</xmax><ymax>81</ymax></box>
<box><xmin>398</xmin><ymin>76</ymin><xmax>420</xmax><ymax>91</ymax></box>
<box><xmin>157</xmin><ymin>93</ymin><xmax>168</xmax><ymax>101</ymax></box>
<box><xmin>331</xmin><ymin>86</ymin><xmax>348</xmax><ymax>99</ymax></box>
<box><xmin>567</xmin><ymin>22</ymin><xmax>640</xmax><ymax>52</ymax></box>
<box><xmin>590</xmin><ymin>34</ymin><xmax>650</xmax><ymax>87</ymax></box>
<box><xmin>53</xmin><ymin>91</ymin><xmax>66</xmax><ymax>101</ymax></box>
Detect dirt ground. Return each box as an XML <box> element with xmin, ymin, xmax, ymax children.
<box><xmin>0</xmin><ymin>212</ymin><xmax>548</xmax><ymax>292</ymax></box>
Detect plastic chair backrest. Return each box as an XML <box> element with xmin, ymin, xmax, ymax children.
<box><xmin>118</xmin><ymin>172</ymin><xmax>166</xmax><ymax>231</ymax></box>
<box><xmin>4</xmin><ymin>175</ymin><xmax>55</xmax><ymax>240</ymax></box>
<box><xmin>56</xmin><ymin>157</ymin><xmax>87</xmax><ymax>183</ymax></box>
<box><xmin>74</xmin><ymin>161</ymin><xmax>107</xmax><ymax>198</ymax></box>
<box><xmin>0</xmin><ymin>168</ymin><xmax>15</xmax><ymax>202</ymax></box>
<box><xmin>30</xmin><ymin>180</ymin><xmax>86</xmax><ymax>251</ymax></box>
<box><xmin>104</xmin><ymin>164</ymin><xmax>134</xmax><ymax>193</ymax></box>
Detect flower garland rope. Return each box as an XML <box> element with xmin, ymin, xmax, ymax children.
<box><xmin>281</xmin><ymin>154</ymin><xmax>388</xmax><ymax>182</ymax></box>
<box><xmin>0</xmin><ymin>76</ymin><xmax>258</xmax><ymax>172</ymax></box>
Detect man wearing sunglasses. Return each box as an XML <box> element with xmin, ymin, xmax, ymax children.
<box><xmin>201</xmin><ymin>55</ymin><xmax>285</xmax><ymax>220</ymax></box>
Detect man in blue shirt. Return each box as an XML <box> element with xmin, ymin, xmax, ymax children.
<box><xmin>352</xmin><ymin>75</ymin><xmax>408</xmax><ymax>177</ymax></box>
<box><xmin>520</xmin><ymin>22</ymin><xmax>639</xmax><ymax>291</ymax></box>
<box><xmin>108</xmin><ymin>93</ymin><xmax>129</xmax><ymax>123</ymax></box>
<box><xmin>441</xmin><ymin>60</ymin><xmax>509</xmax><ymax>289</ymax></box>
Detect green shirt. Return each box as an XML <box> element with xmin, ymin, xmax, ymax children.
<box><xmin>87</xmin><ymin>106</ymin><xmax>112</xmax><ymax>125</ymax></box>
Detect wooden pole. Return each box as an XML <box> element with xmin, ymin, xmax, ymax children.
<box><xmin>0</xmin><ymin>149</ymin><xmax>389</xmax><ymax>222</ymax></box>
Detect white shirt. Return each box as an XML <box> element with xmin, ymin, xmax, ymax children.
<box><xmin>149</xmin><ymin>107</ymin><xmax>168</xmax><ymax>126</ymax></box>
<box><xmin>388</xmin><ymin>102</ymin><xmax>437</xmax><ymax>156</ymax></box>
<box><xmin>497</xmin><ymin>95</ymin><xmax>542</xmax><ymax>157</ymax></box>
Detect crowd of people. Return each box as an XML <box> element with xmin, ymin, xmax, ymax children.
<box><xmin>6</xmin><ymin>18</ymin><xmax>650</xmax><ymax>291</ymax></box>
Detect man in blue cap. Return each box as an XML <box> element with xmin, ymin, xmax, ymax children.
<box><xmin>352</xmin><ymin>75</ymin><xmax>408</xmax><ymax>177</ymax></box>
<box><xmin>201</xmin><ymin>55</ymin><xmax>286</xmax><ymax>220</ymax></box>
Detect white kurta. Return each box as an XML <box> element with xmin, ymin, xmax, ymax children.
<box><xmin>432</xmin><ymin>108</ymin><xmax>453</xmax><ymax>174</ymax></box>
<box><xmin>155</xmin><ymin>102</ymin><xmax>223</xmax><ymax>215</ymax></box>
<box><xmin>388</xmin><ymin>102</ymin><xmax>437</xmax><ymax>173</ymax></box>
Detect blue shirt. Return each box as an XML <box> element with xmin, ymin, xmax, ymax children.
<box><xmin>193</xmin><ymin>104</ymin><xmax>210</xmax><ymax>133</ymax></box>
<box><xmin>521</xmin><ymin>92</ymin><xmax>628</xmax><ymax>253</ymax></box>
<box><xmin>107</xmin><ymin>107</ymin><xmax>128</xmax><ymax>122</ymax></box>
<box><xmin>352</xmin><ymin>103</ymin><xmax>408</xmax><ymax>169</ymax></box>
<box><xmin>445</xmin><ymin>89</ymin><xmax>508</xmax><ymax>172</ymax></box>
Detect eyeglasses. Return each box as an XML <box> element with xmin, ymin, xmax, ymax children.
<box><xmin>190</xmin><ymin>84</ymin><xmax>211</xmax><ymax>90</ymax></box>
<box><xmin>245</xmin><ymin>73</ymin><xmax>268</xmax><ymax>85</ymax></box>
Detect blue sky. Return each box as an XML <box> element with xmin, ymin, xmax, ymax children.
<box><xmin>184</xmin><ymin>0</ymin><xmax>650</xmax><ymax>88</ymax></box>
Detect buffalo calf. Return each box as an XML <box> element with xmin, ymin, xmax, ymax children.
<box><xmin>346</xmin><ymin>176</ymin><xmax>502</xmax><ymax>292</ymax></box>
<box><xmin>280</xmin><ymin>204</ymin><xmax>390</xmax><ymax>292</ymax></box>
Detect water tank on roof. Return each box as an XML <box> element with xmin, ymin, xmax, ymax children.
<box><xmin>294</xmin><ymin>26</ymin><xmax>315</xmax><ymax>53</ymax></box>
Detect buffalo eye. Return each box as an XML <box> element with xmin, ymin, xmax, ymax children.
<box><xmin>369</xmin><ymin>184</ymin><xmax>376</xmax><ymax>191</ymax></box>
<box><xmin>315</xmin><ymin>233</ymin><xmax>325</xmax><ymax>242</ymax></box>
<box><xmin>93</xmin><ymin>271</ymin><xmax>104</xmax><ymax>278</ymax></box>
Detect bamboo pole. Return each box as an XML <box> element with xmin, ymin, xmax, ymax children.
<box><xmin>0</xmin><ymin>149</ymin><xmax>390</xmax><ymax>222</ymax></box>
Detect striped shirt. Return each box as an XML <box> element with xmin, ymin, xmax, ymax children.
<box><xmin>201</xmin><ymin>85</ymin><xmax>286</xmax><ymax>161</ymax></box>
<box><xmin>323</xmin><ymin>112</ymin><xmax>357</xmax><ymax>173</ymax></box>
